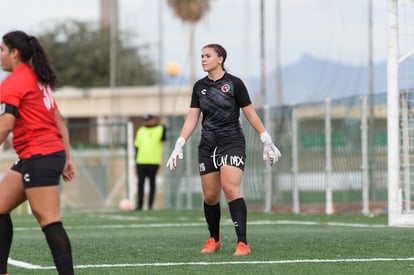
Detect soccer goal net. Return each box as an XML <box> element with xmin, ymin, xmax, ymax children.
<box><xmin>61</xmin><ymin>121</ymin><xmax>135</xmax><ymax>211</ymax></box>
<box><xmin>388</xmin><ymin>0</ymin><xmax>414</xmax><ymax>226</ymax></box>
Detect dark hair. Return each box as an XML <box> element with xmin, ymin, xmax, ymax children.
<box><xmin>2</xmin><ymin>30</ymin><xmax>58</xmax><ymax>90</ymax></box>
<box><xmin>203</xmin><ymin>43</ymin><xmax>227</xmax><ymax>71</ymax></box>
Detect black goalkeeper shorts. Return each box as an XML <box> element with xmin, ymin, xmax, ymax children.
<box><xmin>198</xmin><ymin>133</ymin><xmax>246</xmax><ymax>175</ymax></box>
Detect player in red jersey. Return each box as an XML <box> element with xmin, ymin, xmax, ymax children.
<box><xmin>0</xmin><ymin>31</ymin><xmax>75</xmax><ymax>275</ymax></box>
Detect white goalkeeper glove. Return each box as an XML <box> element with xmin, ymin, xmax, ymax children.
<box><xmin>166</xmin><ymin>137</ymin><xmax>186</xmax><ymax>170</ymax></box>
<box><xmin>260</xmin><ymin>131</ymin><xmax>281</xmax><ymax>166</ymax></box>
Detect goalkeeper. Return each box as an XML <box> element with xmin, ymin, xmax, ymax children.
<box><xmin>167</xmin><ymin>43</ymin><xmax>281</xmax><ymax>256</ymax></box>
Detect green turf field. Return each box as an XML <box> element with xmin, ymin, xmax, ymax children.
<box><xmin>6</xmin><ymin>210</ymin><xmax>414</xmax><ymax>274</ymax></box>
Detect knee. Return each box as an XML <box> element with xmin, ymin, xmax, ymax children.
<box><xmin>204</xmin><ymin>198</ymin><xmax>218</xmax><ymax>205</ymax></box>
<box><xmin>32</xmin><ymin>210</ymin><xmax>60</xmax><ymax>228</ymax></box>
<box><xmin>203</xmin><ymin>193</ymin><xmax>221</xmax><ymax>205</ymax></box>
<box><xmin>222</xmin><ymin>188</ymin><xmax>240</xmax><ymax>202</ymax></box>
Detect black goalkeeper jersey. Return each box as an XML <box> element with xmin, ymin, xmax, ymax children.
<box><xmin>190</xmin><ymin>72</ymin><xmax>252</xmax><ymax>132</ymax></box>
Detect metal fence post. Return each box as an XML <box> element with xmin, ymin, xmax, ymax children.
<box><xmin>325</xmin><ymin>99</ymin><xmax>334</xmax><ymax>214</ymax></box>
<box><xmin>361</xmin><ymin>96</ymin><xmax>370</xmax><ymax>215</ymax></box>
<box><xmin>291</xmin><ymin>106</ymin><xmax>300</xmax><ymax>214</ymax></box>
<box><xmin>263</xmin><ymin>105</ymin><xmax>273</xmax><ymax>213</ymax></box>
<box><xmin>401</xmin><ymin>92</ymin><xmax>411</xmax><ymax>211</ymax></box>
<box><xmin>127</xmin><ymin>121</ymin><xmax>136</xmax><ymax>208</ymax></box>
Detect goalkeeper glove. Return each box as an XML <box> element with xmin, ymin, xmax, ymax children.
<box><xmin>260</xmin><ymin>131</ymin><xmax>281</xmax><ymax>166</ymax></box>
<box><xmin>166</xmin><ymin>137</ymin><xmax>186</xmax><ymax>170</ymax></box>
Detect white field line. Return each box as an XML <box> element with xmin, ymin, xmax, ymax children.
<box><xmin>8</xmin><ymin>258</ymin><xmax>50</xmax><ymax>269</ymax></box>
<box><xmin>7</xmin><ymin>220</ymin><xmax>403</xmax><ymax>270</ymax></box>
<box><xmin>70</xmin><ymin>220</ymin><xmax>389</xmax><ymax>230</ymax></box>
<box><xmin>13</xmin><ymin>219</ymin><xmax>389</xmax><ymax>232</ymax></box>
<box><xmin>9</xmin><ymin>257</ymin><xmax>414</xmax><ymax>270</ymax></box>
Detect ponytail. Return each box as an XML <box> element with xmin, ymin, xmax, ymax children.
<box><xmin>29</xmin><ymin>37</ymin><xmax>58</xmax><ymax>90</ymax></box>
<box><xmin>2</xmin><ymin>31</ymin><xmax>58</xmax><ymax>90</ymax></box>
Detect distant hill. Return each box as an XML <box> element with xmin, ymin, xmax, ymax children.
<box><xmin>248</xmin><ymin>54</ymin><xmax>387</xmax><ymax>106</ymax></box>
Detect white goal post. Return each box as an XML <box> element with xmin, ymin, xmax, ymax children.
<box><xmin>388</xmin><ymin>0</ymin><xmax>414</xmax><ymax>226</ymax></box>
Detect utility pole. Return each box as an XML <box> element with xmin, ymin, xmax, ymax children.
<box><xmin>259</xmin><ymin>0</ymin><xmax>266</xmax><ymax>106</ymax></box>
<box><xmin>366</xmin><ymin>0</ymin><xmax>374</xmax><ymax>215</ymax></box>
<box><xmin>368</xmin><ymin>0</ymin><xmax>373</xmax><ymax>101</ymax></box>
<box><xmin>109</xmin><ymin>0</ymin><xmax>119</xmax><ymax>147</ymax></box>
<box><xmin>275</xmin><ymin>0</ymin><xmax>282</xmax><ymax>106</ymax></box>
<box><xmin>158</xmin><ymin>0</ymin><xmax>164</xmax><ymax>118</ymax></box>
<box><xmin>109</xmin><ymin>0</ymin><xmax>118</xmax><ymax>91</ymax></box>
<box><xmin>243</xmin><ymin>0</ymin><xmax>250</xmax><ymax>88</ymax></box>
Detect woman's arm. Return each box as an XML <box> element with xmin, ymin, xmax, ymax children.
<box><xmin>54</xmin><ymin>109</ymin><xmax>71</xmax><ymax>157</ymax></box>
<box><xmin>241</xmin><ymin>104</ymin><xmax>266</xmax><ymax>134</ymax></box>
<box><xmin>242</xmin><ymin>104</ymin><xmax>281</xmax><ymax>165</ymax></box>
<box><xmin>179</xmin><ymin>107</ymin><xmax>201</xmax><ymax>140</ymax></box>
<box><xmin>0</xmin><ymin>113</ymin><xmax>15</xmax><ymax>145</ymax></box>
<box><xmin>166</xmin><ymin>108</ymin><xmax>201</xmax><ymax>170</ymax></box>
<box><xmin>54</xmin><ymin>109</ymin><xmax>75</xmax><ymax>181</ymax></box>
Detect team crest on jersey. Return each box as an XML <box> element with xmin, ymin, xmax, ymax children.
<box><xmin>221</xmin><ymin>84</ymin><xmax>230</xmax><ymax>93</ymax></box>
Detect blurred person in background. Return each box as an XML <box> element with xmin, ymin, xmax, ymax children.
<box><xmin>134</xmin><ymin>114</ymin><xmax>166</xmax><ymax>210</ymax></box>
<box><xmin>166</xmin><ymin>43</ymin><xmax>281</xmax><ymax>256</ymax></box>
<box><xmin>0</xmin><ymin>30</ymin><xmax>75</xmax><ymax>275</ymax></box>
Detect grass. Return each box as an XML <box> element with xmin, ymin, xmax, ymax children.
<box><xmin>6</xmin><ymin>210</ymin><xmax>414</xmax><ymax>274</ymax></box>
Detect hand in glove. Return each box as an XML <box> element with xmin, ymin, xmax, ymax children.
<box><xmin>166</xmin><ymin>137</ymin><xmax>186</xmax><ymax>170</ymax></box>
<box><xmin>260</xmin><ymin>131</ymin><xmax>281</xmax><ymax>166</ymax></box>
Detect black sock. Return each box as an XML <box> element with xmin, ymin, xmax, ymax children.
<box><xmin>0</xmin><ymin>214</ymin><xmax>12</xmax><ymax>274</ymax></box>
<box><xmin>229</xmin><ymin>198</ymin><xmax>248</xmax><ymax>244</ymax></box>
<box><xmin>42</xmin><ymin>222</ymin><xmax>74</xmax><ymax>275</ymax></box>
<box><xmin>204</xmin><ymin>202</ymin><xmax>221</xmax><ymax>242</ymax></box>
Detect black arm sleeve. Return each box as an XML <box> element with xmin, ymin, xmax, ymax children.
<box><xmin>0</xmin><ymin>103</ymin><xmax>18</xmax><ymax>117</ymax></box>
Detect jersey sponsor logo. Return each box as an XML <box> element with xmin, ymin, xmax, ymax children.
<box><xmin>221</xmin><ymin>84</ymin><xmax>230</xmax><ymax>93</ymax></box>
<box><xmin>211</xmin><ymin>147</ymin><xmax>245</xmax><ymax>169</ymax></box>
<box><xmin>201</xmin><ymin>89</ymin><xmax>207</xmax><ymax>95</ymax></box>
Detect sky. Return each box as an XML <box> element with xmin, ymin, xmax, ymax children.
<box><xmin>0</xmin><ymin>0</ymin><xmax>388</xmax><ymax>84</ymax></box>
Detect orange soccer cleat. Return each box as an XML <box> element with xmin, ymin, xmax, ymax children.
<box><xmin>233</xmin><ymin>242</ymin><xmax>251</xmax><ymax>256</ymax></box>
<box><xmin>201</xmin><ymin>237</ymin><xmax>221</xmax><ymax>254</ymax></box>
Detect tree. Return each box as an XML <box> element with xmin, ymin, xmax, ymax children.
<box><xmin>167</xmin><ymin>0</ymin><xmax>210</xmax><ymax>83</ymax></box>
<box><xmin>167</xmin><ymin>0</ymin><xmax>210</xmax><ymax>22</ymax></box>
<box><xmin>36</xmin><ymin>20</ymin><xmax>157</xmax><ymax>88</ymax></box>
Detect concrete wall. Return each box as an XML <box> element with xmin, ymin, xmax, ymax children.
<box><xmin>54</xmin><ymin>85</ymin><xmax>192</xmax><ymax>118</ymax></box>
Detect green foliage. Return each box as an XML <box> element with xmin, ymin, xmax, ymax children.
<box><xmin>36</xmin><ymin>20</ymin><xmax>157</xmax><ymax>88</ymax></box>
<box><xmin>6</xmin><ymin>210</ymin><xmax>414</xmax><ymax>274</ymax></box>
